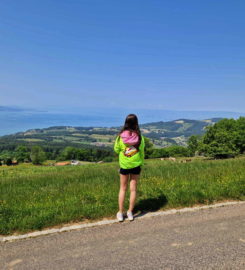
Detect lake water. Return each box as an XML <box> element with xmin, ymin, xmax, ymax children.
<box><xmin>0</xmin><ymin>109</ymin><xmax>244</xmax><ymax>136</ymax></box>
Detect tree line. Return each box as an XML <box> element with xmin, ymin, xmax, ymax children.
<box><xmin>0</xmin><ymin>145</ymin><xmax>114</xmax><ymax>165</ymax></box>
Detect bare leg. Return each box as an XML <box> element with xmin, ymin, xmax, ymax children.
<box><xmin>118</xmin><ymin>174</ymin><xmax>129</xmax><ymax>213</ymax></box>
<box><xmin>128</xmin><ymin>174</ymin><xmax>140</xmax><ymax>212</ymax></box>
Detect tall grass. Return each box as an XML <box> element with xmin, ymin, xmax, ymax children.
<box><xmin>0</xmin><ymin>158</ymin><xmax>244</xmax><ymax>235</ymax></box>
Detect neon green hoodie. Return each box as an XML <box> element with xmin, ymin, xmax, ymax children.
<box><xmin>114</xmin><ymin>135</ymin><xmax>145</xmax><ymax>169</ymax></box>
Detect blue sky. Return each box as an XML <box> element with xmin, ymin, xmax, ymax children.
<box><xmin>0</xmin><ymin>0</ymin><xmax>244</xmax><ymax>113</ymax></box>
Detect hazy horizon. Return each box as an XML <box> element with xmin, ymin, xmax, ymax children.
<box><xmin>1</xmin><ymin>104</ymin><xmax>245</xmax><ymax>115</ymax></box>
<box><xmin>0</xmin><ymin>104</ymin><xmax>244</xmax><ymax>136</ymax></box>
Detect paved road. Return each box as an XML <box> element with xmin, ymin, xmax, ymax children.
<box><xmin>1</xmin><ymin>203</ymin><xmax>245</xmax><ymax>270</ymax></box>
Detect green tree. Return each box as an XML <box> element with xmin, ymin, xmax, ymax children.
<box><xmin>5</xmin><ymin>158</ymin><xmax>13</xmax><ymax>166</ymax></box>
<box><xmin>187</xmin><ymin>135</ymin><xmax>200</xmax><ymax>156</ymax></box>
<box><xmin>151</xmin><ymin>148</ymin><xmax>170</xmax><ymax>158</ymax></box>
<box><xmin>201</xmin><ymin>118</ymin><xmax>244</xmax><ymax>158</ymax></box>
<box><xmin>166</xmin><ymin>145</ymin><xmax>190</xmax><ymax>157</ymax></box>
<box><xmin>144</xmin><ymin>136</ymin><xmax>154</xmax><ymax>159</ymax></box>
<box><xmin>30</xmin><ymin>146</ymin><xmax>46</xmax><ymax>165</ymax></box>
<box><xmin>14</xmin><ymin>145</ymin><xmax>30</xmax><ymax>163</ymax></box>
<box><xmin>59</xmin><ymin>146</ymin><xmax>78</xmax><ymax>161</ymax></box>
<box><xmin>0</xmin><ymin>150</ymin><xmax>13</xmax><ymax>165</ymax></box>
<box><xmin>234</xmin><ymin>117</ymin><xmax>245</xmax><ymax>154</ymax></box>
<box><xmin>103</xmin><ymin>156</ymin><xmax>113</xmax><ymax>162</ymax></box>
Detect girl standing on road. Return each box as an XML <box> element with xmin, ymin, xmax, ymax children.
<box><xmin>114</xmin><ymin>114</ymin><xmax>145</xmax><ymax>222</ymax></box>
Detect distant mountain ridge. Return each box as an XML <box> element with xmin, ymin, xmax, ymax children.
<box><xmin>1</xmin><ymin>105</ymin><xmax>244</xmax><ymax>136</ymax></box>
<box><xmin>140</xmin><ymin>118</ymin><xmax>222</xmax><ymax>146</ymax></box>
<box><xmin>0</xmin><ymin>105</ymin><xmax>44</xmax><ymax>112</ymax></box>
<box><xmin>0</xmin><ymin>118</ymin><xmax>222</xmax><ymax>148</ymax></box>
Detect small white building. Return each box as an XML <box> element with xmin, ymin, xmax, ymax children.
<box><xmin>71</xmin><ymin>160</ymin><xmax>80</xmax><ymax>166</ymax></box>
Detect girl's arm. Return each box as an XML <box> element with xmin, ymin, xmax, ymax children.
<box><xmin>113</xmin><ymin>136</ymin><xmax>121</xmax><ymax>154</ymax></box>
<box><xmin>140</xmin><ymin>136</ymin><xmax>145</xmax><ymax>162</ymax></box>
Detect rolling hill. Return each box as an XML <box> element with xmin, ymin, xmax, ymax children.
<box><xmin>0</xmin><ymin>118</ymin><xmax>222</xmax><ymax>149</ymax></box>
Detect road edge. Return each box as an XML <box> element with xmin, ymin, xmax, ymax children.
<box><xmin>1</xmin><ymin>200</ymin><xmax>244</xmax><ymax>243</ymax></box>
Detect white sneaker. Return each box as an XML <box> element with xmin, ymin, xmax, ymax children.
<box><xmin>127</xmin><ymin>210</ymin><xmax>134</xmax><ymax>221</ymax></box>
<box><xmin>117</xmin><ymin>211</ymin><xmax>124</xmax><ymax>222</ymax></box>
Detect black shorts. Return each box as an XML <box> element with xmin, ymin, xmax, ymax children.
<box><xmin>119</xmin><ymin>166</ymin><xmax>141</xmax><ymax>175</ymax></box>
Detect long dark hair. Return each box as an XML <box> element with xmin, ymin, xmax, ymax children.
<box><xmin>118</xmin><ymin>114</ymin><xmax>142</xmax><ymax>149</ymax></box>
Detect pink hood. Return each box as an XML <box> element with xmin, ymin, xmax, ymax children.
<box><xmin>120</xmin><ymin>130</ymin><xmax>139</xmax><ymax>145</ymax></box>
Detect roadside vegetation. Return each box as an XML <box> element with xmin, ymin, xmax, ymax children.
<box><xmin>0</xmin><ymin>157</ymin><xmax>244</xmax><ymax>235</ymax></box>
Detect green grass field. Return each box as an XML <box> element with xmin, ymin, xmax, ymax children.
<box><xmin>0</xmin><ymin>157</ymin><xmax>244</xmax><ymax>235</ymax></box>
